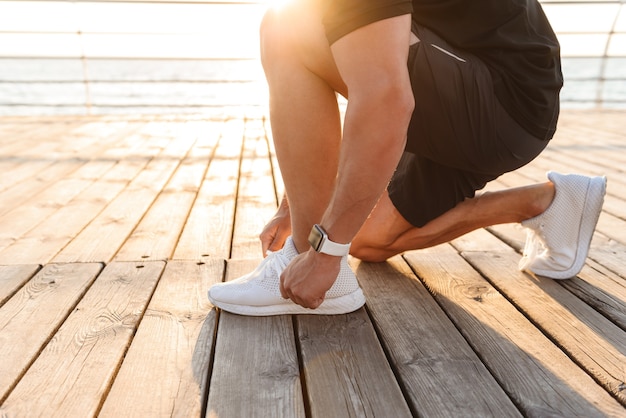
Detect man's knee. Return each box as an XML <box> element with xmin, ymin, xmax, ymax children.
<box><xmin>259</xmin><ymin>8</ymin><xmax>291</xmax><ymax>70</ymax></box>
<box><xmin>260</xmin><ymin>1</ymin><xmax>315</xmax><ymax>66</ymax></box>
<box><xmin>350</xmin><ymin>221</ymin><xmax>403</xmax><ymax>263</ymax></box>
<box><xmin>350</xmin><ymin>241</ymin><xmax>391</xmax><ymax>263</ymax></box>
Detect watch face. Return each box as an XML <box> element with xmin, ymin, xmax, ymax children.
<box><xmin>308</xmin><ymin>225</ymin><xmax>324</xmax><ymax>251</ymax></box>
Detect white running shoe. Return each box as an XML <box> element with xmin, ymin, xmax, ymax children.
<box><xmin>519</xmin><ymin>171</ymin><xmax>607</xmax><ymax>279</ymax></box>
<box><xmin>208</xmin><ymin>236</ymin><xmax>366</xmax><ymax>316</ymax></box>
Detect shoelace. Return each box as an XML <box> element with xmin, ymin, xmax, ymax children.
<box><xmin>261</xmin><ymin>249</ymin><xmax>291</xmax><ymax>282</ymax></box>
<box><xmin>519</xmin><ymin>228</ymin><xmax>548</xmax><ymax>271</ymax></box>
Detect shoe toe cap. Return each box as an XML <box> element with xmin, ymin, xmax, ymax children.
<box><xmin>208</xmin><ymin>281</ymin><xmax>285</xmax><ymax>307</ymax></box>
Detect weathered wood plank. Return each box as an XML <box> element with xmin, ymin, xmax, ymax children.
<box><xmin>0</xmin><ymin>264</ymin><xmax>40</xmax><ymax>306</ymax></box>
<box><xmin>115</xmin><ymin>191</ymin><xmax>197</xmax><ymax>261</ymax></box>
<box><xmin>52</xmin><ymin>124</ymin><xmax>197</xmax><ymax>263</ymax></box>
<box><xmin>173</xmin><ymin>119</ymin><xmax>243</xmax><ymax>260</ymax></box>
<box><xmin>230</xmin><ymin>119</ymin><xmax>279</xmax><ymax>259</ymax></box>
<box><xmin>114</xmin><ymin>122</ymin><xmax>218</xmax><ymax>261</ymax></box>
<box><xmin>0</xmin><ymin>261</ymin><xmax>164</xmax><ymax>417</ymax></box>
<box><xmin>456</xmin><ymin>233</ymin><xmax>626</xmax><ymax>405</ymax></box>
<box><xmin>0</xmin><ymin>157</ymin><xmax>57</xmax><ymax>194</ymax></box>
<box><xmin>100</xmin><ymin>259</ymin><xmax>223</xmax><ymax>418</ymax></box>
<box><xmin>350</xmin><ymin>257</ymin><xmax>520</xmax><ymax>417</ymax></box>
<box><xmin>297</xmin><ymin>310</ymin><xmax>412</xmax><ymax>417</ymax></box>
<box><xmin>405</xmin><ymin>244</ymin><xmax>625</xmax><ymax>416</ymax></box>
<box><xmin>263</xmin><ymin>115</ymin><xmax>285</xmax><ymax>200</ymax></box>
<box><xmin>0</xmin><ymin>119</ymin><xmax>85</xmax><ymax>161</ymax></box>
<box><xmin>206</xmin><ymin>259</ymin><xmax>305</xmax><ymax>418</ymax></box>
<box><xmin>0</xmin><ymin>159</ymin><xmax>118</xmax><ymax>252</ymax></box>
<box><xmin>485</xmin><ymin>215</ymin><xmax>626</xmax><ymax>330</ymax></box>
<box><xmin>0</xmin><ymin>119</ymin><xmax>143</xmax><ymax>198</ymax></box>
<box><xmin>556</xmin><ymin>110</ymin><xmax>625</xmax><ymax>138</ymax></box>
<box><xmin>0</xmin><ymin>157</ymin><xmax>86</xmax><ymax>217</ymax></box>
<box><xmin>549</xmin><ymin>124</ymin><xmax>626</xmax><ymax>157</ymax></box>
<box><xmin>0</xmin><ymin>263</ymin><xmax>103</xmax><ymax>402</ymax></box>
<box><xmin>563</xmin><ymin>257</ymin><xmax>626</xmax><ymax>332</ymax></box>
<box><xmin>0</xmin><ymin>159</ymin><xmax>147</xmax><ymax>264</ymax></box>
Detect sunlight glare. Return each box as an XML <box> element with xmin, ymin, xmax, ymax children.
<box><xmin>263</xmin><ymin>0</ymin><xmax>296</xmax><ymax>11</ymax></box>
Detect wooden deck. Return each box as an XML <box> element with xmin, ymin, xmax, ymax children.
<box><xmin>0</xmin><ymin>109</ymin><xmax>625</xmax><ymax>417</ymax></box>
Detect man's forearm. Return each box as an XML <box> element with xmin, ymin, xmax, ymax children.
<box><xmin>316</xmin><ymin>14</ymin><xmax>414</xmax><ymax>247</ymax></box>
<box><xmin>319</xmin><ymin>92</ymin><xmax>413</xmax><ymax>245</ymax></box>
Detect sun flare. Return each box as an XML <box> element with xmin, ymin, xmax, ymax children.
<box><xmin>264</xmin><ymin>0</ymin><xmax>296</xmax><ymax>11</ymax></box>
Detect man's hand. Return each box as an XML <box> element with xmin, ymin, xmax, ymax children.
<box><xmin>279</xmin><ymin>250</ymin><xmax>340</xmax><ymax>309</ymax></box>
<box><xmin>260</xmin><ymin>196</ymin><xmax>291</xmax><ymax>256</ymax></box>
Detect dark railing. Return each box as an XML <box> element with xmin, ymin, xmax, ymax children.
<box><xmin>0</xmin><ymin>0</ymin><xmax>623</xmax><ymax>115</ymax></box>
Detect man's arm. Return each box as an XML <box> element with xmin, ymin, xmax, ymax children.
<box><xmin>280</xmin><ymin>14</ymin><xmax>414</xmax><ymax>309</ymax></box>
<box><xmin>322</xmin><ymin>13</ymin><xmax>414</xmax><ymax>245</ymax></box>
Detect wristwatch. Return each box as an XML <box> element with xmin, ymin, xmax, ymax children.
<box><xmin>308</xmin><ymin>224</ymin><xmax>351</xmax><ymax>257</ymax></box>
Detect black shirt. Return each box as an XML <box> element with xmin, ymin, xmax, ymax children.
<box><xmin>321</xmin><ymin>0</ymin><xmax>563</xmax><ymax>141</ymax></box>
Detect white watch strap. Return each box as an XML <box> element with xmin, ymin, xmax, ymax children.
<box><xmin>319</xmin><ymin>238</ymin><xmax>351</xmax><ymax>257</ymax></box>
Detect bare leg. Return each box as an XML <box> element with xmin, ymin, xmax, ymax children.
<box><xmin>351</xmin><ymin>182</ymin><xmax>555</xmax><ymax>262</ymax></box>
<box><xmin>260</xmin><ymin>2</ymin><xmax>347</xmax><ymax>253</ymax></box>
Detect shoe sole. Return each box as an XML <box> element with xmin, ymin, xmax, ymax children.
<box><xmin>532</xmin><ymin>175</ymin><xmax>607</xmax><ymax>279</ymax></box>
<box><xmin>209</xmin><ymin>288</ymin><xmax>366</xmax><ymax>316</ymax></box>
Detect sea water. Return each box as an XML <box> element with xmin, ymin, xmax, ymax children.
<box><xmin>0</xmin><ymin>0</ymin><xmax>623</xmax><ymax>115</ymax></box>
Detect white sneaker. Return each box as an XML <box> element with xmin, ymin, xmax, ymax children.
<box><xmin>519</xmin><ymin>171</ymin><xmax>607</xmax><ymax>279</ymax></box>
<box><xmin>208</xmin><ymin>236</ymin><xmax>365</xmax><ymax>316</ymax></box>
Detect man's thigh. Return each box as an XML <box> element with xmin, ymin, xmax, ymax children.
<box><xmin>260</xmin><ymin>0</ymin><xmax>346</xmax><ymax>96</ymax></box>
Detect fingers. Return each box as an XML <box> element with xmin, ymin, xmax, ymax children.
<box><xmin>280</xmin><ymin>272</ymin><xmax>325</xmax><ymax>309</ymax></box>
<box><xmin>268</xmin><ymin>236</ymin><xmax>286</xmax><ymax>253</ymax></box>
<box><xmin>261</xmin><ymin>235</ymin><xmax>288</xmax><ymax>257</ymax></box>
<box><xmin>260</xmin><ymin>224</ymin><xmax>289</xmax><ymax>256</ymax></box>
<box><xmin>279</xmin><ymin>272</ymin><xmax>289</xmax><ymax>299</ymax></box>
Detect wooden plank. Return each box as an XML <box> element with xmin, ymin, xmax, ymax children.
<box><xmin>206</xmin><ymin>259</ymin><xmax>305</xmax><ymax>418</ymax></box>
<box><xmin>0</xmin><ymin>159</ymin><xmax>117</xmax><ymax>252</ymax></box>
<box><xmin>0</xmin><ymin>121</ymin><xmax>35</xmax><ymax>140</ymax></box>
<box><xmin>556</xmin><ymin>110</ymin><xmax>625</xmax><ymax>138</ymax></box>
<box><xmin>2</xmin><ymin>120</ymin><xmax>177</xmax><ymax>264</ymax></box>
<box><xmin>0</xmin><ymin>157</ymin><xmax>56</xmax><ymax>194</ymax></box>
<box><xmin>350</xmin><ymin>257</ymin><xmax>520</xmax><ymax>416</ymax></box>
<box><xmin>173</xmin><ymin>119</ymin><xmax>243</xmax><ymax>260</ymax></box>
<box><xmin>52</xmin><ymin>124</ymin><xmax>197</xmax><ymax>263</ymax></box>
<box><xmin>0</xmin><ymin>118</ymin><xmax>142</xmax><ymax>196</ymax></box>
<box><xmin>0</xmin><ymin>119</ymin><xmax>85</xmax><ymax>159</ymax></box>
<box><xmin>114</xmin><ymin>121</ymin><xmax>217</xmax><ymax>261</ymax></box>
<box><xmin>230</xmin><ymin>119</ymin><xmax>280</xmax><ymax>259</ymax></box>
<box><xmin>0</xmin><ymin>159</ymin><xmax>146</xmax><ymax>264</ymax></box>
<box><xmin>297</xmin><ymin>310</ymin><xmax>412</xmax><ymax>417</ymax></box>
<box><xmin>0</xmin><ymin>157</ymin><xmax>85</xmax><ymax>217</ymax></box>
<box><xmin>113</xmin><ymin>190</ymin><xmax>197</xmax><ymax>261</ymax></box>
<box><xmin>0</xmin><ymin>262</ymin><xmax>102</xmax><ymax>402</ymax></box>
<box><xmin>482</xmin><ymin>175</ymin><xmax>626</xmax><ymax>331</ymax></box>
<box><xmin>486</xmin><ymin>217</ymin><xmax>626</xmax><ymax>329</ymax></box>
<box><xmin>522</xmin><ymin>147</ymin><xmax>626</xmax><ymax>200</ymax></box>
<box><xmin>563</xmin><ymin>258</ymin><xmax>626</xmax><ymax>332</ymax></box>
<box><xmin>546</xmin><ymin>133</ymin><xmax>626</xmax><ymax>177</ymax></box>
<box><xmin>456</xmin><ymin>232</ymin><xmax>626</xmax><ymax>405</ymax></box>
<box><xmin>404</xmin><ymin>244</ymin><xmax>625</xmax><ymax>416</ymax></box>
<box><xmin>587</xmin><ymin>236</ymin><xmax>626</xmax><ymax>281</ymax></box>
<box><xmin>0</xmin><ymin>264</ymin><xmax>40</xmax><ymax>306</ymax></box>
<box><xmin>99</xmin><ymin>259</ymin><xmax>223</xmax><ymax>418</ymax></box>
<box><xmin>0</xmin><ymin>261</ymin><xmax>165</xmax><ymax>417</ymax></box>
<box><xmin>263</xmin><ymin>115</ymin><xmax>285</xmax><ymax>200</ymax></box>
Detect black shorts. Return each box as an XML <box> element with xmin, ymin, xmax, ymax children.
<box><xmin>388</xmin><ymin>23</ymin><xmax>551</xmax><ymax>227</ymax></box>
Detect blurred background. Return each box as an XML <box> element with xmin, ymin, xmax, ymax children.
<box><xmin>0</xmin><ymin>0</ymin><xmax>624</xmax><ymax>116</ymax></box>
